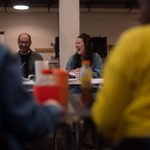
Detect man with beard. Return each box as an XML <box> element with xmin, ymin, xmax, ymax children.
<box><xmin>15</xmin><ymin>33</ymin><xmax>43</xmax><ymax>78</ymax></box>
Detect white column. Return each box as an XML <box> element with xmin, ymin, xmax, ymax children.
<box><xmin>59</xmin><ymin>0</ymin><xmax>80</xmax><ymax>69</ymax></box>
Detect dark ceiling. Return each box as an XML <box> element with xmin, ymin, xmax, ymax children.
<box><xmin>0</xmin><ymin>0</ymin><xmax>139</xmax><ymax>10</ymax></box>
<box><xmin>81</xmin><ymin>0</ymin><xmax>138</xmax><ymax>9</ymax></box>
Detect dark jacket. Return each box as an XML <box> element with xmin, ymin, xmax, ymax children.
<box><xmin>15</xmin><ymin>50</ymin><xmax>43</xmax><ymax>77</ymax></box>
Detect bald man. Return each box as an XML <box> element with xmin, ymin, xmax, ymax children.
<box><xmin>15</xmin><ymin>33</ymin><xmax>43</xmax><ymax>78</ymax></box>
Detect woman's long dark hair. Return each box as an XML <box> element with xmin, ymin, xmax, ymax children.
<box><xmin>73</xmin><ymin>33</ymin><xmax>93</xmax><ymax>69</ymax></box>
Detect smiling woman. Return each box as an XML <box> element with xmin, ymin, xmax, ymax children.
<box><xmin>66</xmin><ymin>33</ymin><xmax>103</xmax><ymax>78</ymax></box>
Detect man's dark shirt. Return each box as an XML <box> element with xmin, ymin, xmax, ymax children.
<box><xmin>19</xmin><ymin>51</ymin><xmax>31</xmax><ymax>78</ymax></box>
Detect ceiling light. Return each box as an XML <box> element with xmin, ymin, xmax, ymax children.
<box><xmin>13</xmin><ymin>4</ymin><xmax>29</xmax><ymax>10</ymax></box>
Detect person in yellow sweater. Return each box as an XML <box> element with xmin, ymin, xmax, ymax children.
<box><xmin>91</xmin><ymin>0</ymin><xmax>150</xmax><ymax>149</ymax></box>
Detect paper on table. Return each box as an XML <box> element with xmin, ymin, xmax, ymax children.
<box><xmin>91</xmin><ymin>78</ymin><xmax>104</xmax><ymax>84</ymax></box>
<box><xmin>22</xmin><ymin>80</ymin><xmax>35</xmax><ymax>85</ymax></box>
<box><xmin>68</xmin><ymin>78</ymin><xmax>104</xmax><ymax>85</ymax></box>
<box><xmin>68</xmin><ymin>78</ymin><xmax>78</xmax><ymax>82</ymax></box>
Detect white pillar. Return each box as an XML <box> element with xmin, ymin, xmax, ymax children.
<box><xmin>59</xmin><ymin>0</ymin><xmax>80</xmax><ymax>69</ymax></box>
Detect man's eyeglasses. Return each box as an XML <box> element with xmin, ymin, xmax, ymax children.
<box><xmin>18</xmin><ymin>41</ymin><xmax>30</xmax><ymax>45</ymax></box>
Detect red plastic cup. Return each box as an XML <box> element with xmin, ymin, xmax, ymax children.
<box><xmin>34</xmin><ymin>85</ymin><xmax>60</xmax><ymax>104</ymax></box>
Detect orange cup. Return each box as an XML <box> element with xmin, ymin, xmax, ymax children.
<box><xmin>52</xmin><ymin>69</ymin><xmax>68</xmax><ymax>108</ymax></box>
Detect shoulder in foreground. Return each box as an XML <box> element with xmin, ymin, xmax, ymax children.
<box><xmin>0</xmin><ymin>45</ymin><xmax>10</xmax><ymax>57</ymax></box>
<box><xmin>0</xmin><ymin>45</ymin><xmax>17</xmax><ymax>64</ymax></box>
<box><xmin>0</xmin><ymin>44</ymin><xmax>9</xmax><ymax>52</ymax></box>
<box><xmin>120</xmin><ymin>24</ymin><xmax>150</xmax><ymax>39</ymax></box>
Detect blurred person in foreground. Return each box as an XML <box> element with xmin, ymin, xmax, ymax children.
<box><xmin>15</xmin><ymin>33</ymin><xmax>43</xmax><ymax>78</ymax></box>
<box><xmin>66</xmin><ymin>33</ymin><xmax>103</xmax><ymax>78</ymax></box>
<box><xmin>0</xmin><ymin>44</ymin><xmax>63</xmax><ymax>150</ymax></box>
<box><xmin>91</xmin><ymin>0</ymin><xmax>150</xmax><ymax>149</ymax></box>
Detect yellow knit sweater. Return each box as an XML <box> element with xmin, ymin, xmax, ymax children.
<box><xmin>91</xmin><ymin>24</ymin><xmax>150</xmax><ymax>143</ymax></box>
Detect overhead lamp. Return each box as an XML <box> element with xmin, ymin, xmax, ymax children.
<box><xmin>13</xmin><ymin>3</ymin><xmax>29</xmax><ymax>10</ymax></box>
